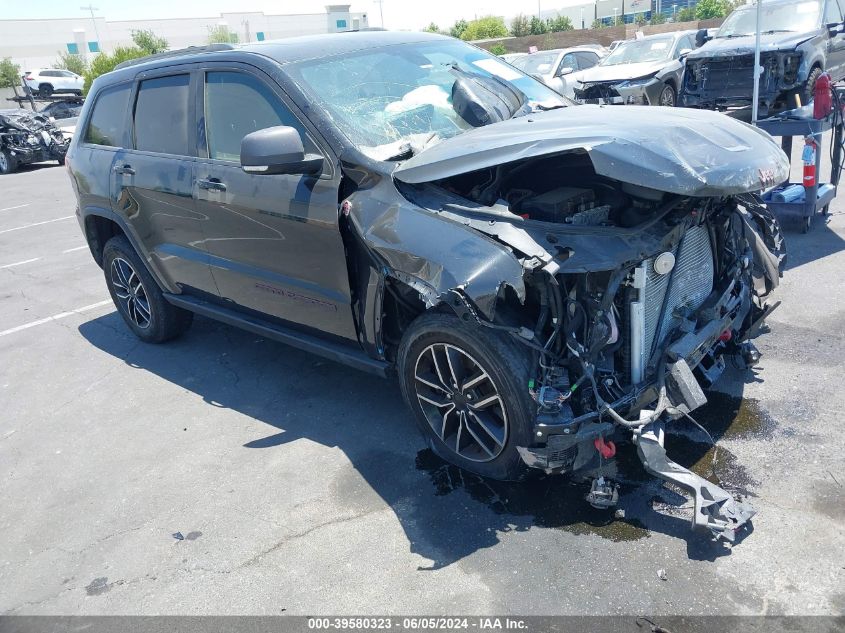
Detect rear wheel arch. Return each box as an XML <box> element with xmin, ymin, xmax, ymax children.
<box><xmin>82</xmin><ymin>212</ymin><xmax>170</xmax><ymax>291</ymax></box>
<box><xmin>84</xmin><ymin>213</ymin><xmax>125</xmax><ymax>267</ymax></box>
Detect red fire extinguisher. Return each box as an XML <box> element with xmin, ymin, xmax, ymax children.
<box><xmin>814</xmin><ymin>72</ymin><xmax>832</xmax><ymax>119</ymax></box>
<box><xmin>803</xmin><ymin>136</ymin><xmax>817</xmax><ymax>187</ymax></box>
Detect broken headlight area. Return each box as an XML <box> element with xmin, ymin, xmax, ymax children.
<box><xmin>401</xmin><ymin>162</ymin><xmax>783</xmax><ymax>542</ymax></box>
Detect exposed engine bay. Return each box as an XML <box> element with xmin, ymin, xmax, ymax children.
<box><xmin>390</xmin><ymin>147</ymin><xmax>785</xmax><ymax>543</ymax></box>
<box><xmin>0</xmin><ymin>108</ymin><xmax>69</xmax><ymax>174</ymax></box>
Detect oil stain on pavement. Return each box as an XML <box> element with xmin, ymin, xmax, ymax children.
<box><xmin>414</xmin><ymin>390</ymin><xmax>771</xmax><ymax>546</ymax></box>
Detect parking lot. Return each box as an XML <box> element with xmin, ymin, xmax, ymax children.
<box><xmin>1</xmin><ymin>159</ymin><xmax>844</xmax><ymax>616</ymax></box>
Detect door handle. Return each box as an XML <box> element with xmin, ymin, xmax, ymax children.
<box><xmin>198</xmin><ymin>178</ymin><xmax>227</xmax><ymax>192</ymax></box>
<box><xmin>113</xmin><ymin>164</ymin><xmax>135</xmax><ymax>175</ymax></box>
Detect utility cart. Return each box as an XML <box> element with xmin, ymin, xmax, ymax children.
<box><xmin>757</xmin><ymin>113</ymin><xmax>843</xmax><ymax>233</ymax></box>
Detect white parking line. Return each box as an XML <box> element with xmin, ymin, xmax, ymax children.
<box><xmin>0</xmin><ymin>258</ymin><xmax>40</xmax><ymax>269</ymax></box>
<box><xmin>0</xmin><ymin>215</ymin><xmax>75</xmax><ymax>235</ymax></box>
<box><xmin>0</xmin><ymin>300</ymin><xmax>113</xmax><ymax>338</ymax></box>
<box><xmin>62</xmin><ymin>245</ymin><xmax>88</xmax><ymax>253</ymax></box>
<box><xmin>0</xmin><ymin>204</ymin><xmax>30</xmax><ymax>212</ymax></box>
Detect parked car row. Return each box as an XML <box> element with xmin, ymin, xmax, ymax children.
<box><xmin>499</xmin><ymin>0</ymin><xmax>845</xmax><ymax>116</ymax></box>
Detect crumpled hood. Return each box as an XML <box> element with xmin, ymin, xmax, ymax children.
<box><xmin>393</xmin><ymin>105</ymin><xmax>789</xmax><ymax>197</ymax></box>
<box><xmin>685</xmin><ymin>31</ymin><xmax>816</xmax><ymax>60</ymax></box>
<box><xmin>573</xmin><ymin>60</ymin><xmax>668</xmax><ymax>84</ymax></box>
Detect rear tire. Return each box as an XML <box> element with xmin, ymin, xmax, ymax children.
<box><xmin>0</xmin><ymin>150</ymin><xmax>17</xmax><ymax>175</ymax></box>
<box><xmin>102</xmin><ymin>235</ymin><xmax>193</xmax><ymax>343</ymax></box>
<box><xmin>38</xmin><ymin>84</ymin><xmax>54</xmax><ymax>97</ymax></box>
<box><xmin>398</xmin><ymin>312</ymin><xmax>535</xmax><ymax>481</ymax></box>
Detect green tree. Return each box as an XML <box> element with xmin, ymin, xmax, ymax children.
<box><xmin>460</xmin><ymin>16</ymin><xmax>509</xmax><ymax>41</ymax></box>
<box><xmin>650</xmin><ymin>12</ymin><xmax>667</xmax><ymax>25</ymax></box>
<box><xmin>82</xmin><ymin>45</ymin><xmax>147</xmax><ymax>94</ymax></box>
<box><xmin>591</xmin><ymin>18</ymin><xmax>607</xmax><ymax>29</ymax></box>
<box><xmin>510</xmin><ymin>13</ymin><xmax>531</xmax><ymax>37</ymax></box>
<box><xmin>207</xmin><ymin>25</ymin><xmax>239</xmax><ymax>44</ymax></box>
<box><xmin>0</xmin><ymin>58</ymin><xmax>21</xmax><ymax>89</ymax></box>
<box><xmin>546</xmin><ymin>14</ymin><xmax>574</xmax><ymax>32</ymax></box>
<box><xmin>490</xmin><ymin>43</ymin><xmax>507</xmax><ymax>56</ymax></box>
<box><xmin>54</xmin><ymin>51</ymin><xmax>88</xmax><ymax>75</ymax></box>
<box><xmin>529</xmin><ymin>15</ymin><xmax>547</xmax><ymax>35</ymax></box>
<box><xmin>634</xmin><ymin>13</ymin><xmax>647</xmax><ymax>26</ymax></box>
<box><xmin>695</xmin><ymin>0</ymin><xmax>731</xmax><ymax>19</ymax></box>
<box><xmin>423</xmin><ymin>22</ymin><xmax>440</xmax><ymax>33</ymax></box>
<box><xmin>449</xmin><ymin>19</ymin><xmax>469</xmax><ymax>39</ymax></box>
<box><xmin>131</xmin><ymin>29</ymin><xmax>169</xmax><ymax>54</ymax></box>
<box><xmin>676</xmin><ymin>7</ymin><xmax>696</xmax><ymax>21</ymax></box>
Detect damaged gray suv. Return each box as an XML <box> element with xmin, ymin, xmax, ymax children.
<box><xmin>67</xmin><ymin>32</ymin><xmax>788</xmax><ymax>542</ymax></box>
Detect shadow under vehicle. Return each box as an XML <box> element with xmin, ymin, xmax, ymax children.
<box><xmin>680</xmin><ymin>0</ymin><xmax>845</xmax><ymax>116</ymax></box>
<box><xmin>66</xmin><ymin>31</ymin><xmax>789</xmax><ymax>543</ymax></box>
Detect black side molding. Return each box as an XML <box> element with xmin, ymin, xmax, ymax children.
<box><xmin>163</xmin><ymin>293</ymin><xmax>391</xmax><ymax>378</ymax></box>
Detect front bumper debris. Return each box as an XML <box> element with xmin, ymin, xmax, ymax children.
<box><xmin>635</xmin><ymin>420</ymin><xmax>756</xmax><ymax>542</ymax></box>
<box><xmin>574</xmin><ymin>78</ymin><xmax>663</xmax><ymax>106</ymax></box>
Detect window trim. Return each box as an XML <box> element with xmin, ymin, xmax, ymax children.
<box><xmin>128</xmin><ymin>66</ymin><xmax>198</xmax><ymax>158</ymax></box>
<box><xmin>80</xmin><ymin>80</ymin><xmax>134</xmax><ymax>149</ymax></box>
<box><xmin>195</xmin><ymin>62</ymin><xmax>334</xmax><ymax>178</ymax></box>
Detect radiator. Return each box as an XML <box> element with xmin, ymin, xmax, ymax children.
<box><xmin>629</xmin><ymin>225</ymin><xmax>714</xmax><ymax>384</ymax></box>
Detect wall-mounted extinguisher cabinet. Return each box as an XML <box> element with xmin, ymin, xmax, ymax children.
<box><xmin>757</xmin><ymin>80</ymin><xmax>844</xmax><ymax>233</ymax></box>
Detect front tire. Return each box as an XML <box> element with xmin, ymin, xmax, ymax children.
<box><xmin>398</xmin><ymin>312</ymin><xmax>535</xmax><ymax>481</ymax></box>
<box><xmin>792</xmin><ymin>66</ymin><xmax>823</xmax><ymax>109</ymax></box>
<box><xmin>102</xmin><ymin>235</ymin><xmax>193</xmax><ymax>343</ymax></box>
<box><xmin>658</xmin><ymin>83</ymin><xmax>676</xmax><ymax>107</ymax></box>
<box><xmin>0</xmin><ymin>150</ymin><xmax>17</xmax><ymax>175</ymax></box>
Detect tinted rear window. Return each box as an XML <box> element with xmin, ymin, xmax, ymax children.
<box><xmin>134</xmin><ymin>74</ymin><xmax>192</xmax><ymax>156</ymax></box>
<box><xmin>84</xmin><ymin>83</ymin><xmax>131</xmax><ymax>147</ymax></box>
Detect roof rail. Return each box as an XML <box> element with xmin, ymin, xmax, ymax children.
<box><xmin>113</xmin><ymin>43</ymin><xmax>237</xmax><ymax>71</ymax></box>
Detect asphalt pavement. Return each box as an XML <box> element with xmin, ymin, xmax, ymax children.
<box><xmin>0</xmin><ymin>158</ymin><xmax>843</xmax><ymax>615</ymax></box>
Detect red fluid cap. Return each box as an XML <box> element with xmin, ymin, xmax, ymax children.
<box><xmin>594</xmin><ymin>437</ymin><xmax>616</xmax><ymax>459</ymax></box>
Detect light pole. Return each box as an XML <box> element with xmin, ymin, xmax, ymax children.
<box><xmin>613</xmin><ymin>7</ymin><xmax>619</xmax><ymax>25</ymax></box>
<box><xmin>80</xmin><ymin>4</ymin><xmax>101</xmax><ymax>51</ymax></box>
<box><xmin>374</xmin><ymin>0</ymin><xmax>385</xmax><ymax>28</ymax></box>
<box><xmin>580</xmin><ymin>7</ymin><xmax>584</xmax><ymax>29</ymax></box>
<box><xmin>538</xmin><ymin>0</ymin><xmax>542</xmax><ymax>20</ymax></box>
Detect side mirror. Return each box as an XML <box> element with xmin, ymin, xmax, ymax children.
<box><xmin>678</xmin><ymin>48</ymin><xmax>693</xmax><ymax>58</ymax></box>
<box><xmin>695</xmin><ymin>28</ymin><xmax>710</xmax><ymax>47</ymax></box>
<box><xmin>240</xmin><ymin>126</ymin><xmax>323</xmax><ymax>176</ymax></box>
<box><xmin>557</xmin><ymin>66</ymin><xmax>575</xmax><ymax>77</ymax></box>
<box><xmin>826</xmin><ymin>21</ymin><xmax>844</xmax><ymax>36</ymax></box>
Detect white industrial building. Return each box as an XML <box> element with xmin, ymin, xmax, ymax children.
<box><xmin>0</xmin><ymin>5</ymin><xmax>369</xmax><ymax>71</ymax></box>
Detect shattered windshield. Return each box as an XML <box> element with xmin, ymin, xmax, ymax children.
<box><xmin>287</xmin><ymin>40</ymin><xmax>566</xmax><ymax>160</ymax></box>
<box><xmin>600</xmin><ymin>37</ymin><xmax>675</xmax><ymax>66</ymax></box>
<box><xmin>717</xmin><ymin>1</ymin><xmax>821</xmax><ymax>37</ymax></box>
<box><xmin>511</xmin><ymin>51</ymin><xmax>560</xmax><ymax>76</ymax></box>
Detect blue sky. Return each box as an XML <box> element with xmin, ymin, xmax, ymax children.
<box><xmin>0</xmin><ymin>0</ymin><xmax>584</xmax><ymax>30</ymax></box>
